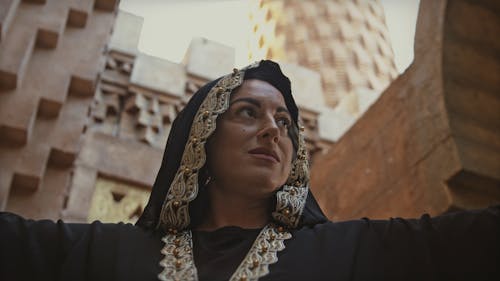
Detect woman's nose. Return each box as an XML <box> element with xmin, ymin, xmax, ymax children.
<box><xmin>258</xmin><ymin>116</ymin><xmax>280</xmax><ymax>143</ymax></box>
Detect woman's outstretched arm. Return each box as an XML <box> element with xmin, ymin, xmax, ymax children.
<box><xmin>356</xmin><ymin>205</ymin><xmax>500</xmax><ymax>280</ymax></box>
<box><xmin>0</xmin><ymin>212</ymin><xmax>86</xmax><ymax>280</ymax></box>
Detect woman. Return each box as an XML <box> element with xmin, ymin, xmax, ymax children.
<box><xmin>1</xmin><ymin>60</ymin><xmax>499</xmax><ymax>281</ymax></box>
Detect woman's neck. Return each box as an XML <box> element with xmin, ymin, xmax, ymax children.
<box><xmin>196</xmin><ymin>182</ymin><xmax>271</xmax><ymax>231</ymax></box>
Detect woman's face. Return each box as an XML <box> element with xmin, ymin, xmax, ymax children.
<box><xmin>206</xmin><ymin>79</ymin><xmax>294</xmax><ymax>199</ymax></box>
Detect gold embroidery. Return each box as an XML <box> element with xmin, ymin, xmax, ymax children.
<box><xmin>158</xmin><ymin>230</ymin><xmax>198</xmax><ymax>281</ymax></box>
<box><xmin>229</xmin><ymin>224</ymin><xmax>292</xmax><ymax>281</ymax></box>
<box><xmin>158</xmin><ymin>224</ymin><xmax>291</xmax><ymax>281</ymax></box>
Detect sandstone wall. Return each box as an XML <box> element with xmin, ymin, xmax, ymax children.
<box><xmin>310</xmin><ymin>0</ymin><xmax>500</xmax><ymax>220</ymax></box>
<box><xmin>0</xmin><ymin>0</ymin><xmax>118</xmax><ymax>219</ymax></box>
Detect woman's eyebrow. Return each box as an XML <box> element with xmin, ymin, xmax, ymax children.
<box><xmin>230</xmin><ymin>97</ymin><xmax>291</xmax><ymax>116</ymax></box>
<box><xmin>276</xmin><ymin>107</ymin><xmax>291</xmax><ymax>117</ymax></box>
<box><xmin>230</xmin><ymin>97</ymin><xmax>261</xmax><ymax>107</ymax></box>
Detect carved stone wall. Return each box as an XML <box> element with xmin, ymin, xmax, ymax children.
<box><xmin>87</xmin><ymin>177</ymin><xmax>149</xmax><ymax>224</ymax></box>
<box><xmin>0</xmin><ymin>0</ymin><xmax>118</xmax><ymax>219</ymax></box>
<box><xmin>311</xmin><ymin>0</ymin><xmax>500</xmax><ymax>221</ymax></box>
<box><xmin>90</xmin><ymin>51</ymin><xmax>184</xmax><ymax>149</ymax></box>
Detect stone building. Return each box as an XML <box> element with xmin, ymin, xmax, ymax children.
<box><xmin>0</xmin><ymin>0</ymin><xmax>498</xmax><ymax>224</ymax></box>
<box><xmin>251</xmin><ymin>0</ymin><xmax>398</xmax><ymax>108</ymax></box>
<box><xmin>311</xmin><ymin>0</ymin><xmax>500</xmax><ymax>220</ymax></box>
<box><xmin>0</xmin><ymin>0</ymin><xmax>119</xmax><ymax>219</ymax></box>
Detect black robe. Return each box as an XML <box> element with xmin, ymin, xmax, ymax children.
<box><xmin>2</xmin><ymin>205</ymin><xmax>499</xmax><ymax>281</ymax></box>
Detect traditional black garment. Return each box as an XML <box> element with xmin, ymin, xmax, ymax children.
<box><xmin>1</xmin><ymin>60</ymin><xmax>499</xmax><ymax>281</ymax></box>
<box><xmin>1</xmin><ymin>207</ymin><xmax>500</xmax><ymax>280</ymax></box>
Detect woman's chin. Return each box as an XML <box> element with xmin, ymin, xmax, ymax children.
<box><xmin>245</xmin><ymin>165</ymin><xmax>288</xmax><ymax>181</ymax></box>
<box><xmin>244</xmin><ymin>176</ymin><xmax>286</xmax><ymax>194</ymax></box>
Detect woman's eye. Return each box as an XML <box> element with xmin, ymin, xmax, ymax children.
<box><xmin>276</xmin><ymin>117</ymin><xmax>291</xmax><ymax>128</ymax></box>
<box><xmin>239</xmin><ymin>107</ymin><xmax>256</xmax><ymax>118</ymax></box>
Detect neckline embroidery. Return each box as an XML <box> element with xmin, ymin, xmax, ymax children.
<box><xmin>158</xmin><ymin>223</ymin><xmax>292</xmax><ymax>281</ymax></box>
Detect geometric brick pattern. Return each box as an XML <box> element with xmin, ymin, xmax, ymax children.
<box><xmin>0</xmin><ymin>0</ymin><xmax>118</xmax><ymax>216</ymax></box>
<box><xmin>90</xmin><ymin>51</ymin><xmax>184</xmax><ymax>149</ymax></box>
<box><xmin>251</xmin><ymin>0</ymin><xmax>398</xmax><ymax>109</ymax></box>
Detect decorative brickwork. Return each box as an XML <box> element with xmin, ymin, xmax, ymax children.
<box><xmin>89</xmin><ymin>51</ymin><xmax>182</xmax><ymax>149</ymax></box>
<box><xmin>0</xmin><ymin>0</ymin><xmax>118</xmax><ymax>218</ymax></box>
<box><xmin>251</xmin><ymin>0</ymin><xmax>398</xmax><ymax>110</ymax></box>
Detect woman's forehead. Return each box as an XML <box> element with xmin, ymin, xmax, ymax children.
<box><xmin>230</xmin><ymin>79</ymin><xmax>287</xmax><ymax>106</ymax></box>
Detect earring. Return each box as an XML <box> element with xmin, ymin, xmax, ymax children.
<box><xmin>204</xmin><ymin>176</ymin><xmax>212</xmax><ymax>187</ymax></box>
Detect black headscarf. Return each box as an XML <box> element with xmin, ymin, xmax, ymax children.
<box><xmin>136</xmin><ymin>60</ymin><xmax>327</xmax><ymax>231</ymax></box>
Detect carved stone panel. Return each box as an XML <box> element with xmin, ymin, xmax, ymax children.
<box><xmin>120</xmin><ymin>89</ymin><xmax>176</xmax><ymax>148</ymax></box>
<box><xmin>87</xmin><ymin>177</ymin><xmax>150</xmax><ymax>224</ymax></box>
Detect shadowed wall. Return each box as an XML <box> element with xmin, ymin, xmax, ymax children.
<box><xmin>311</xmin><ymin>0</ymin><xmax>500</xmax><ymax>220</ymax></box>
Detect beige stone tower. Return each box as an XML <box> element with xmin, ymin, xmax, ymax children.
<box><xmin>249</xmin><ymin>0</ymin><xmax>398</xmax><ymax>114</ymax></box>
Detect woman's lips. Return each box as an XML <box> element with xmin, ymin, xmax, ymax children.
<box><xmin>248</xmin><ymin>147</ymin><xmax>280</xmax><ymax>163</ymax></box>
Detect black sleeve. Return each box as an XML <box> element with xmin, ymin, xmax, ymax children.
<box><xmin>0</xmin><ymin>212</ymin><xmax>86</xmax><ymax>281</ymax></box>
<box><xmin>424</xmin><ymin>205</ymin><xmax>500</xmax><ymax>280</ymax></box>
<box><xmin>358</xmin><ymin>205</ymin><xmax>500</xmax><ymax>281</ymax></box>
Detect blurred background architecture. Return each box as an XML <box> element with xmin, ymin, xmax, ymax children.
<box><xmin>0</xmin><ymin>0</ymin><xmax>499</xmax><ymax>224</ymax></box>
